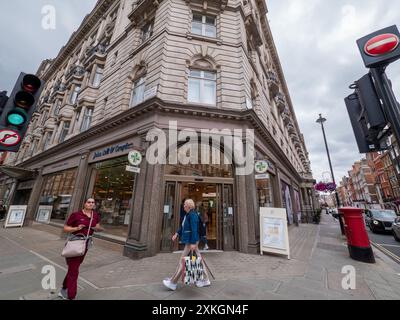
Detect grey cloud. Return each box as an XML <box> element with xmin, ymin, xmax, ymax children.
<box><xmin>0</xmin><ymin>0</ymin><xmax>96</xmax><ymax>92</ymax></box>
<box><xmin>269</xmin><ymin>0</ymin><xmax>400</xmax><ymax>181</ymax></box>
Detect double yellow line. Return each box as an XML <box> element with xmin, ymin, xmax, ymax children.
<box><xmin>371</xmin><ymin>241</ymin><xmax>400</xmax><ymax>264</ymax></box>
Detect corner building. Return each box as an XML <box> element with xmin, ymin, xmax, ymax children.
<box><xmin>1</xmin><ymin>0</ymin><xmax>317</xmax><ymax>258</ymax></box>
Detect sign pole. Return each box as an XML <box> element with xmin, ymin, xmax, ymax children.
<box><xmin>370</xmin><ymin>67</ymin><xmax>400</xmax><ymax>145</ymax></box>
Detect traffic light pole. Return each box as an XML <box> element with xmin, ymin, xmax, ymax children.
<box><xmin>370</xmin><ymin>67</ymin><xmax>400</xmax><ymax>145</ymax></box>
<box><xmin>317</xmin><ymin>114</ymin><xmax>345</xmax><ymax>235</ymax></box>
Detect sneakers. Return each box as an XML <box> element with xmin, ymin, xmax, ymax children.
<box><xmin>58</xmin><ymin>288</ymin><xmax>68</xmax><ymax>300</ymax></box>
<box><xmin>204</xmin><ymin>244</ymin><xmax>209</xmax><ymax>250</ymax></box>
<box><xmin>196</xmin><ymin>279</ymin><xmax>211</xmax><ymax>288</ymax></box>
<box><xmin>162</xmin><ymin>279</ymin><xmax>177</xmax><ymax>291</ymax></box>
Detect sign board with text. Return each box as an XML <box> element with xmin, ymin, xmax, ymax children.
<box><xmin>260</xmin><ymin>207</ymin><xmax>290</xmax><ymax>259</ymax></box>
<box><xmin>4</xmin><ymin>205</ymin><xmax>27</xmax><ymax>228</ymax></box>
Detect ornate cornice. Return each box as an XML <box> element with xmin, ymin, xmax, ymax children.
<box><xmin>19</xmin><ymin>97</ymin><xmax>312</xmax><ymax>182</ymax></box>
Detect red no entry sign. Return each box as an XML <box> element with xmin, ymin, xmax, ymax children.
<box><xmin>0</xmin><ymin>129</ymin><xmax>21</xmax><ymax>146</ymax></box>
<box><xmin>364</xmin><ymin>33</ymin><xmax>400</xmax><ymax>57</ymax></box>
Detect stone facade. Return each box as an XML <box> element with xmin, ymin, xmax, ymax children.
<box><xmin>1</xmin><ymin>0</ymin><xmax>316</xmax><ymax>258</ymax></box>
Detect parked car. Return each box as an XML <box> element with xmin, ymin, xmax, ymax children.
<box><xmin>393</xmin><ymin>217</ymin><xmax>400</xmax><ymax>242</ymax></box>
<box><xmin>364</xmin><ymin>209</ymin><xmax>398</xmax><ymax>233</ymax></box>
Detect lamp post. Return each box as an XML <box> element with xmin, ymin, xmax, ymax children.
<box><xmin>316</xmin><ymin>114</ymin><xmax>345</xmax><ymax>235</ymax></box>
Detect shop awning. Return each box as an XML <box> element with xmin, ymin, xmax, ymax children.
<box><xmin>0</xmin><ymin>165</ymin><xmax>36</xmax><ymax>179</ymax></box>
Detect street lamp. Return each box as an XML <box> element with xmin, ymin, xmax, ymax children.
<box><xmin>316</xmin><ymin>114</ymin><xmax>345</xmax><ymax>235</ymax></box>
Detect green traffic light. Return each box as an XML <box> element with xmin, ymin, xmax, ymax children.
<box><xmin>7</xmin><ymin>110</ymin><xmax>26</xmax><ymax>126</ymax></box>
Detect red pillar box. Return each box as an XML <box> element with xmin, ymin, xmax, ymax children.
<box><xmin>339</xmin><ymin>207</ymin><xmax>375</xmax><ymax>263</ymax></box>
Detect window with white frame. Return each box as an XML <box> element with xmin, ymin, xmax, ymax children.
<box><xmin>80</xmin><ymin>108</ymin><xmax>94</xmax><ymax>132</ymax></box>
<box><xmin>188</xmin><ymin>69</ymin><xmax>216</xmax><ymax>105</ymax></box>
<box><xmin>70</xmin><ymin>85</ymin><xmax>81</xmax><ymax>104</ymax></box>
<box><xmin>130</xmin><ymin>77</ymin><xmax>146</xmax><ymax>107</ymax></box>
<box><xmin>92</xmin><ymin>65</ymin><xmax>104</xmax><ymax>87</ymax></box>
<box><xmin>59</xmin><ymin>121</ymin><xmax>71</xmax><ymax>143</ymax></box>
<box><xmin>30</xmin><ymin>139</ymin><xmax>38</xmax><ymax>155</ymax></box>
<box><xmin>44</xmin><ymin>131</ymin><xmax>53</xmax><ymax>150</ymax></box>
<box><xmin>141</xmin><ymin>20</ymin><xmax>154</xmax><ymax>43</ymax></box>
<box><xmin>41</xmin><ymin>110</ymin><xmax>49</xmax><ymax>126</ymax></box>
<box><xmin>192</xmin><ymin>14</ymin><xmax>216</xmax><ymax>38</ymax></box>
<box><xmin>54</xmin><ymin>100</ymin><xmax>61</xmax><ymax>116</ymax></box>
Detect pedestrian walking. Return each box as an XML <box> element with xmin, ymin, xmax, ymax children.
<box><xmin>198</xmin><ymin>210</ymin><xmax>209</xmax><ymax>250</ymax></box>
<box><xmin>162</xmin><ymin>199</ymin><xmax>211</xmax><ymax>291</ymax></box>
<box><xmin>58</xmin><ymin>198</ymin><xmax>103</xmax><ymax>300</ymax></box>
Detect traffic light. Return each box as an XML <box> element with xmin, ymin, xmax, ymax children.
<box><xmin>0</xmin><ymin>91</ymin><xmax>8</xmax><ymax>118</ymax></box>
<box><xmin>0</xmin><ymin>73</ymin><xmax>44</xmax><ymax>152</ymax></box>
<box><xmin>345</xmin><ymin>73</ymin><xmax>389</xmax><ymax>153</ymax></box>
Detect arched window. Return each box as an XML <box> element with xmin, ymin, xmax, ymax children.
<box><xmin>188</xmin><ymin>57</ymin><xmax>217</xmax><ymax>106</ymax></box>
<box><xmin>188</xmin><ymin>69</ymin><xmax>216</xmax><ymax>105</ymax></box>
<box><xmin>129</xmin><ymin>62</ymin><xmax>146</xmax><ymax>108</ymax></box>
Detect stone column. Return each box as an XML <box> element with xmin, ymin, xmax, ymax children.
<box><xmin>68</xmin><ymin>151</ymin><xmax>91</xmax><ymax>215</ymax></box>
<box><xmin>124</xmin><ymin>158</ymin><xmax>164</xmax><ymax>259</ymax></box>
<box><xmin>245</xmin><ymin>172</ymin><xmax>260</xmax><ymax>254</ymax></box>
<box><xmin>235</xmin><ymin>174</ymin><xmax>248</xmax><ymax>253</ymax></box>
<box><xmin>275</xmin><ymin>168</ymin><xmax>283</xmax><ymax>208</ymax></box>
<box><xmin>24</xmin><ymin>167</ymin><xmax>44</xmax><ymax>227</ymax></box>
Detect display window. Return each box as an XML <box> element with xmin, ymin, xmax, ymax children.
<box><xmin>256</xmin><ymin>177</ymin><xmax>274</xmax><ymax>208</ymax></box>
<box><xmin>91</xmin><ymin>157</ymin><xmax>135</xmax><ymax>238</ymax></box>
<box><xmin>39</xmin><ymin>169</ymin><xmax>77</xmax><ymax>224</ymax></box>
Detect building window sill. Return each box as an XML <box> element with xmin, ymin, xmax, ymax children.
<box><xmin>186</xmin><ymin>33</ymin><xmax>222</xmax><ymax>45</ymax></box>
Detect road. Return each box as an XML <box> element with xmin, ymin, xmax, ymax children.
<box><xmin>367</xmin><ymin>228</ymin><xmax>400</xmax><ymax>264</ymax></box>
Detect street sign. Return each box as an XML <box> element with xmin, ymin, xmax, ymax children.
<box><xmin>0</xmin><ymin>129</ymin><xmax>21</xmax><ymax>147</ymax></box>
<box><xmin>357</xmin><ymin>25</ymin><xmax>400</xmax><ymax>68</ymax></box>
<box><xmin>126</xmin><ymin>165</ymin><xmax>140</xmax><ymax>173</ymax></box>
<box><xmin>364</xmin><ymin>33</ymin><xmax>399</xmax><ymax>57</ymax></box>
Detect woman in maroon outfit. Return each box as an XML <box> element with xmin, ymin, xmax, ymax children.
<box><xmin>59</xmin><ymin>198</ymin><xmax>103</xmax><ymax>300</ymax></box>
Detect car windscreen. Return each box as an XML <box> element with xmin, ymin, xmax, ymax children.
<box><xmin>372</xmin><ymin>211</ymin><xmax>397</xmax><ymax>219</ymax></box>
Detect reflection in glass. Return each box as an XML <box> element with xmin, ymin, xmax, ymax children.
<box><xmin>39</xmin><ymin>169</ymin><xmax>77</xmax><ymax>224</ymax></box>
<box><xmin>92</xmin><ymin>157</ymin><xmax>135</xmax><ymax>238</ymax></box>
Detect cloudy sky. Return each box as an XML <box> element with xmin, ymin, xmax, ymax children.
<box><xmin>268</xmin><ymin>0</ymin><xmax>400</xmax><ymax>182</ymax></box>
<box><xmin>1</xmin><ymin>0</ymin><xmax>400</xmax><ymax>182</ymax></box>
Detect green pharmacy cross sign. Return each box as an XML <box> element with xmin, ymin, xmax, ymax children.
<box><xmin>255</xmin><ymin>160</ymin><xmax>269</xmax><ymax>174</ymax></box>
<box><xmin>128</xmin><ymin>150</ymin><xmax>143</xmax><ymax>167</ymax></box>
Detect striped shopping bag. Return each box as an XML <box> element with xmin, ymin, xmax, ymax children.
<box><xmin>182</xmin><ymin>251</ymin><xmax>204</xmax><ymax>286</ymax></box>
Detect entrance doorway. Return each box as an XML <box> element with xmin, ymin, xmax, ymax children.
<box><xmin>181</xmin><ymin>183</ymin><xmax>218</xmax><ymax>250</ymax></box>
<box><xmin>161</xmin><ymin>181</ymin><xmax>235</xmax><ymax>252</ymax></box>
<box><xmin>13</xmin><ymin>189</ymin><xmax>31</xmax><ymax>206</ymax></box>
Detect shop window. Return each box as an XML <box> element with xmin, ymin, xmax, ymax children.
<box><xmin>91</xmin><ymin>157</ymin><xmax>136</xmax><ymax>238</ymax></box>
<box><xmin>192</xmin><ymin>14</ymin><xmax>216</xmax><ymax>38</ymax></box>
<box><xmin>165</xmin><ymin>144</ymin><xmax>233</xmax><ymax>178</ymax></box>
<box><xmin>256</xmin><ymin>178</ymin><xmax>274</xmax><ymax>208</ymax></box>
<box><xmin>39</xmin><ymin>169</ymin><xmax>77</xmax><ymax>223</ymax></box>
<box><xmin>188</xmin><ymin>69</ymin><xmax>216</xmax><ymax>105</ymax></box>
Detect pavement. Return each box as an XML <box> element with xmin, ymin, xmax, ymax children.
<box><xmin>0</xmin><ymin>212</ymin><xmax>400</xmax><ymax>300</ymax></box>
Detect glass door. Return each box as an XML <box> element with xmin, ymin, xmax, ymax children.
<box><xmin>221</xmin><ymin>184</ymin><xmax>235</xmax><ymax>250</ymax></box>
<box><xmin>161</xmin><ymin>182</ymin><xmax>177</xmax><ymax>252</ymax></box>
